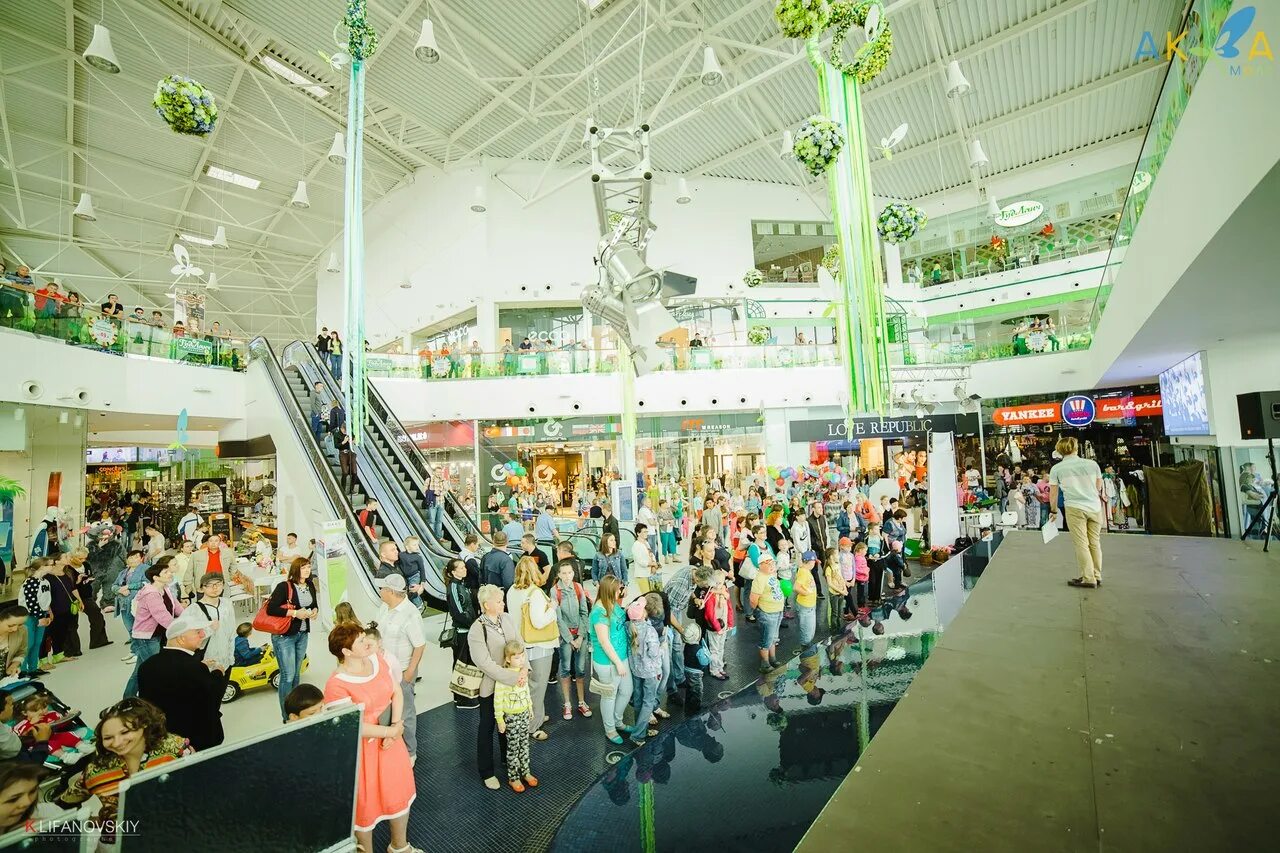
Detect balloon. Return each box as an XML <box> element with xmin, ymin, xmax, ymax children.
<box><xmin>775</xmin><ymin>477</ymin><xmax>785</xmax><ymax>487</ymax></box>
<box><xmin>506</xmin><ymin>475</ymin><xmax>520</xmax><ymax>486</ymax></box>
<box><xmin>516</xmin><ymin>466</ymin><xmax>527</xmax><ymax>476</ymax></box>
<box><xmin>767</xmin><ymin>466</ymin><xmax>779</xmax><ymax>479</ymax></box>
<box><xmin>504</xmin><ymin>461</ymin><xmax>516</xmax><ymax>471</ymax></box>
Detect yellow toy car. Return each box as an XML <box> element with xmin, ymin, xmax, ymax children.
<box><xmin>221</xmin><ymin>644</ymin><xmax>310</xmax><ymax>703</ymax></box>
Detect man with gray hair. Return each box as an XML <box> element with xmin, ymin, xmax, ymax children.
<box><xmin>375</xmin><ymin>574</ymin><xmax>426</xmax><ymax>764</ymax></box>
<box><xmin>136</xmin><ymin>607</ymin><xmax>225</xmax><ymax>750</ymax></box>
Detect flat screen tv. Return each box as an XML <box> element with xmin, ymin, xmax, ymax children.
<box><xmin>85</xmin><ymin>446</ymin><xmax>137</xmax><ymax>464</ymax></box>
<box><xmin>1158</xmin><ymin>351</ymin><xmax>1213</xmax><ymax>436</ymax></box>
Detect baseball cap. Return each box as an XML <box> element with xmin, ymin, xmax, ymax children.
<box><xmin>626</xmin><ymin>598</ymin><xmax>647</xmax><ymax>621</ymax></box>
<box><xmin>838</xmin><ymin>536</ymin><xmax>852</xmax><ymax>547</ymax></box>
<box><xmin>166</xmin><ymin>607</ymin><xmax>211</xmax><ymax>639</ymax></box>
<box><xmin>801</xmin><ymin>550</ymin><xmax>818</xmax><ymax>562</ymax></box>
<box><xmin>375</xmin><ymin>574</ymin><xmax>407</xmax><ymax>593</ymax></box>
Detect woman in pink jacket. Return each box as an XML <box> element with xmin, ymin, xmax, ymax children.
<box><xmin>123</xmin><ymin>557</ymin><xmax>183</xmax><ymax>698</ymax></box>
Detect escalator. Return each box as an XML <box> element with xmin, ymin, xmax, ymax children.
<box><xmin>245</xmin><ymin>338</ymin><xmax>380</xmax><ymax>608</ymax></box>
<box><xmin>277</xmin><ymin>342</ymin><xmax>452</xmax><ymax>604</ymax></box>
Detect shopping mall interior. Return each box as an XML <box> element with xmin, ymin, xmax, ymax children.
<box><xmin>0</xmin><ymin>0</ymin><xmax>1277</xmax><ymax>850</ymax></box>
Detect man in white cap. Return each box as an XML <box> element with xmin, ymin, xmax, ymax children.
<box><xmin>136</xmin><ymin>606</ymin><xmax>225</xmax><ymax>751</ymax></box>
<box><xmin>374</xmin><ymin>574</ymin><xmax>425</xmax><ymax>764</ymax></box>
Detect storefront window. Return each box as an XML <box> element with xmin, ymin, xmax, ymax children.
<box><xmin>751</xmin><ymin>220</ymin><xmax>836</xmax><ymax>283</ymax></box>
<box><xmin>410</xmin><ymin>318</ymin><xmax>478</xmax><ymax>352</ymax></box>
<box><xmin>497</xmin><ymin>307</ymin><xmax>589</xmax><ymax>350</ymax></box>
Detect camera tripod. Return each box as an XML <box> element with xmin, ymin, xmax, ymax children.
<box><xmin>1240</xmin><ymin>438</ymin><xmax>1277</xmax><ymax>553</ymax></box>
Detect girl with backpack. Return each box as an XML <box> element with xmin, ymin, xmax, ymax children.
<box><xmin>552</xmin><ymin>562</ymin><xmax>592</xmax><ymax>720</ymax></box>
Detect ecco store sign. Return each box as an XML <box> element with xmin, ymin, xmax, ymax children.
<box><xmin>994</xmin><ymin>200</ymin><xmax>1045</xmax><ymax>228</ymax></box>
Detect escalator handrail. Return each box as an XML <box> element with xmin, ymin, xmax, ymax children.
<box><xmin>359</xmin><ymin>363</ymin><xmax>490</xmax><ymax>546</ymax></box>
<box><xmin>287</xmin><ymin>341</ymin><xmax>459</xmax><ymax>563</ymax></box>
<box><xmin>245</xmin><ymin>337</ymin><xmax>379</xmax><ymax>575</ymax></box>
<box><xmin>280</xmin><ymin>343</ymin><xmax>448</xmax><ymax>601</ymax></box>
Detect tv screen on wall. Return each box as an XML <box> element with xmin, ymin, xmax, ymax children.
<box><xmin>1158</xmin><ymin>351</ymin><xmax>1213</xmax><ymax>436</ymax></box>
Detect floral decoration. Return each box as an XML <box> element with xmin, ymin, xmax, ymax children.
<box><xmin>747</xmin><ymin>326</ymin><xmax>772</xmax><ymax>345</ymax></box>
<box><xmin>152</xmin><ymin>75</ymin><xmax>218</xmax><ymax>136</ymax></box>
<box><xmin>743</xmin><ymin>269</ymin><xmax>765</xmax><ymax>288</ymax></box>
<box><xmin>793</xmin><ymin>115</ymin><xmax>845</xmax><ymax>178</ymax></box>
<box><xmin>774</xmin><ymin>0</ymin><xmax>832</xmax><ymax>40</ymax></box>
<box><xmin>821</xmin><ymin>244</ymin><xmax>841</xmax><ymax>277</ymax></box>
<box><xmin>829</xmin><ymin>1</ymin><xmax>893</xmax><ymax>84</ymax></box>
<box><xmin>876</xmin><ymin>203</ymin><xmax>927</xmax><ymax>245</ymax></box>
<box><xmin>343</xmin><ymin>0</ymin><xmax>379</xmax><ymax>60</ymax></box>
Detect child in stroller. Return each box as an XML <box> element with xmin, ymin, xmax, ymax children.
<box><xmin>1</xmin><ymin>683</ymin><xmax>94</xmax><ymax>773</ymax></box>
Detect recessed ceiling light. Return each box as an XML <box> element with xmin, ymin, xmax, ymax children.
<box><xmin>206</xmin><ymin>166</ymin><xmax>261</xmax><ymax>190</ymax></box>
<box><xmin>400</xmin><ymin>283</ymin><xmax>412</xmax><ymax>289</ymax></box>
<box><xmin>257</xmin><ymin>54</ymin><xmax>329</xmax><ymax>98</ymax></box>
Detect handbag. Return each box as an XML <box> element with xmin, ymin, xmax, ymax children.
<box><xmin>521</xmin><ymin>589</ymin><xmax>558</xmax><ymax>644</ymax></box>
<box><xmin>438</xmin><ymin>611</ymin><xmax>456</xmax><ymax>649</ymax></box>
<box><xmin>448</xmin><ymin>660</ymin><xmax>483</xmax><ymax>699</ymax></box>
<box><xmin>251</xmin><ymin>582</ymin><xmax>294</xmax><ymax>635</ymax></box>
<box><xmin>588</xmin><ymin>673</ymin><xmax>616</xmax><ymax>697</ymax></box>
<box><xmin>695</xmin><ymin>641</ymin><xmax>711</xmax><ymax>668</ymax></box>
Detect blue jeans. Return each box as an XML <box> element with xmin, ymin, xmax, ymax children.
<box><xmin>797</xmin><ymin>603</ymin><xmax>816</xmax><ymax>646</ymax></box>
<box><xmin>668</xmin><ymin>628</ymin><xmax>685</xmax><ymax>693</ymax></box>
<box><xmin>628</xmin><ymin>674</ymin><xmax>661</xmax><ymax>740</ymax></box>
<box><xmin>272</xmin><ymin>632</ymin><xmax>310</xmax><ymax>721</ymax></box>
<box><xmin>427</xmin><ymin>502</ymin><xmax>444</xmax><ymax>540</ymax></box>
<box><xmin>310</xmin><ymin>414</ymin><xmax>323</xmax><ymax>439</ymax></box>
<box><xmin>739</xmin><ymin>577</ymin><xmax>757</xmax><ymax>621</ymax></box>
<box><xmin>123</xmin><ymin>637</ymin><xmax>162</xmax><ymax>698</ymax></box>
<box><xmin>120</xmin><ymin>604</ymin><xmax>135</xmax><ymax>637</ymax></box>
<box><xmin>22</xmin><ymin>617</ymin><xmax>45</xmax><ymax>673</ymax></box>
<box><xmin>328</xmin><ymin>352</ymin><xmax>341</xmax><ymax>380</ymax></box>
<box><xmin>758</xmin><ymin>609</ymin><xmax>782</xmax><ymax>652</ymax></box>
<box><xmin>591</xmin><ymin>659</ymin><xmax>633</xmax><ymax>736</ymax></box>
<box><xmin>647</xmin><ymin>534</ymin><xmax>660</xmax><ymax>562</ymax></box>
<box><xmin>558</xmin><ymin>638</ymin><xmax>589</xmax><ymax>679</ymax></box>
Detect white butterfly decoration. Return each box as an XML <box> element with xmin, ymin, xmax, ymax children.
<box><xmin>170</xmin><ymin>243</ymin><xmax>204</xmax><ymax>278</ymax></box>
<box><xmin>877</xmin><ymin>122</ymin><xmax>908</xmax><ymax>160</ymax></box>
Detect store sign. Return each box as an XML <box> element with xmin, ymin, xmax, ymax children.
<box><xmin>994</xmin><ymin>200</ymin><xmax>1045</xmax><ymax>228</ymax></box>
<box><xmin>789</xmin><ymin>415</ymin><xmax>958</xmax><ymax>443</ymax></box>
<box><xmin>1097</xmin><ymin>394</ymin><xmax>1163</xmax><ymax>420</ymax></box>
<box><xmin>569</xmin><ymin>421</ymin><xmax>621</xmax><ymax>438</ymax></box>
<box><xmin>993</xmin><ymin>404</ymin><xmax>1061</xmax><ymax>426</ymax></box>
<box><xmin>1062</xmin><ymin>395</ymin><xmax>1097</xmax><ymax>427</ymax></box>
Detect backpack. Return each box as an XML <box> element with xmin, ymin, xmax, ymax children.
<box><xmin>554</xmin><ymin>582</ymin><xmax>585</xmax><ymax>606</ymax></box>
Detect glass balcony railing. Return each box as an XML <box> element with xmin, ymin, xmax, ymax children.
<box><xmin>1086</xmin><ymin>0</ymin><xmax>1232</xmax><ymax>332</ymax></box>
<box><xmin>364</xmin><ymin>342</ymin><xmax>843</xmax><ymax>380</ymax></box>
<box><xmin>0</xmin><ymin>281</ymin><xmax>247</xmax><ymax>370</ymax></box>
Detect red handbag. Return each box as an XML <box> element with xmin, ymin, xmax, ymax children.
<box><xmin>251</xmin><ymin>582</ymin><xmax>294</xmax><ymax>635</ymax></box>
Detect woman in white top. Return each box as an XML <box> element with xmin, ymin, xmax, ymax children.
<box><xmin>505</xmin><ymin>556</ymin><xmax>558</xmax><ymax>741</ymax></box>
<box><xmin>636</xmin><ymin>500</ymin><xmax>659</xmax><ymax>559</ymax></box>
<box><xmin>631</xmin><ymin>523</ymin><xmax>655</xmax><ymax>593</ymax></box>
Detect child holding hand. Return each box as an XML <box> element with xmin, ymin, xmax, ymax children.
<box><xmin>823</xmin><ymin>547</ymin><xmax>851</xmax><ymax>627</ymax></box>
<box><xmin>853</xmin><ymin>542</ymin><xmax>870</xmax><ymax>609</ymax></box>
<box><xmin>494</xmin><ymin>640</ymin><xmax>537</xmax><ymax>792</ymax></box>
<box><xmin>703</xmin><ymin>571</ymin><xmax>734</xmax><ymax>680</ymax></box>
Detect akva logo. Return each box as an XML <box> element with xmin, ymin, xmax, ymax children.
<box><xmin>1136</xmin><ymin>5</ymin><xmax>1273</xmax><ymax>75</ymax></box>
<box><xmin>1062</xmin><ymin>395</ymin><xmax>1096</xmax><ymax>428</ymax></box>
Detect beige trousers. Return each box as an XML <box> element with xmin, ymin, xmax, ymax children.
<box><xmin>1065</xmin><ymin>506</ymin><xmax>1103</xmax><ymax>583</ymax></box>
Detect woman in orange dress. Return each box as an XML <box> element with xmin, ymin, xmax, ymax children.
<box><xmin>324</xmin><ymin>623</ymin><xmax>422</xmax><ymax>853</ymax></box>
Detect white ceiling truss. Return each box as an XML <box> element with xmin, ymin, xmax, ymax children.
<box><xmin>0</xmin><ymin>0</ymin><xmax>1183</xmax><ymax>342</ymax></box>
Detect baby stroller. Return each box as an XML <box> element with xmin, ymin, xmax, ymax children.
<box><xmin>2</xmin><ymin>680</ymin><xmax>95</xmax><ymax>780</ymax></box>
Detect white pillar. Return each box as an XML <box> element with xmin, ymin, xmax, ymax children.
<box><xmin>927</xmin><ymin>431</ymin><xmax>961</xmax><ymax>549</ymax></box>
<box><xmin>475</xmin><ymin>301</ymin><xmax>499</xmax><ymax>350</ymax></box>
<box><xmin>883</xmin><ymin>240</ymin><xmax>903</xmax><ymax>288</ymax></box>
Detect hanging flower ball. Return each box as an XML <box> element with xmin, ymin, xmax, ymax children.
<box><xmin>876</xmin><ymin>203</ymin><xmax>927</xmax><ymax>245</ymax></box>
<box><xmin>152</xmin><ymin>75</ymin><xmax>218</xmax><ymax>136</ymax></box>
<box><xmin>747</xmin><ymin>326</ymin><xmax>772</xmax><ymax>345</ymax></box>
<box><xmin>829</xmin><ymin>1</ymin><xmax>894</xmax><ymax>85</ymax></box>
<box><xmin>743</xmin><ymin>269</ymin><xmax>765</xmax><ymax>288</ymax></box>
<box><xmin>343</xmin><ymin>0</ymin><xmax>379</xmax><ymax>60</ymax></box>
<box><xmin>774</xmin><ymin>0</ymin><xmax>832</xmax><ymax>40</ymax></box>
<box><xmin>793</xmin><ymin>115</ymin><xmax>844</xmax><ymax>178</ymax></box>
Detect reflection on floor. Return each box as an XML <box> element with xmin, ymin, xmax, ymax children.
<box><xmin>799</xmin><ymin>533</ymin><xmax>1280</xmax><ymax>851</ymax></box>
<box><xmin>546</xmin><ymin>542</ymin><xmax>991</xmax><ymax>853</ymax></box>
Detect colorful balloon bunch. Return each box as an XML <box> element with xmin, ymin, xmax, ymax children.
<box><xmin>502</xmin><ymin>459</ymin><xmax>528</xmax><ymax>487</ymax></box>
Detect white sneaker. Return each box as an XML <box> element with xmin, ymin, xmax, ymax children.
<box><xmin>123</xmin><ymin>655</ymin><xmax>137</xmax><ymax>665</ymax></box>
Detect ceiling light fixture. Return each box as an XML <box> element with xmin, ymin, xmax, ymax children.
<box><xmin>290</xmin><ymin>180</ymin><xmax>311</xmax><ymax>209</ymax></box>
<box><xmin>413</xmin><ymin>19</ymin><xmax>441</xmax><ymax>64</ymax></box>
<box><xmin>327</xmin><ymin>132</ymin><xmax>347</xmax><ymax>165</ymax></box>
<box><xmin>206</xmin><ymin>272</ymin><xmax>220</xmax><ymax>291</ymax></box>
<box><xmin>212</xmin><ymin>225</ymin><xmax>228</xmax><ymax>248</ymax></box>
<box><xmin>73</xmin><ymin>193</ymin><xmax>97</xmax><ymax>221</ymax></box>
<box><xmin>582</xmin><ymin>115</ymin><xmax>597</xmax><ymax>149</ymax></box>
<box><xmin>470</xmin><ymin>184</ymin><xmax>487</xmax><ymax>213</ymax></box>
<box><xmin>257</xmin><ymin>54</ymin><xmax>328</xmax><ymax>98</ymax></box>
<box><xmin>968</xmin><ymin>139</ymin><xmax>989</xmax><ymax>169</ymax></box>
<box><xmin>676</xmin><ymin>177</ymin><xmax>692</xmax><ymax>205</ymax></box>
<box><xmin>326</xmin><ymin>251</ymin><xmax>340</xmax><ymax>273</ymax></box>
<box><xmin>944</xmin><ymin>60</ymin><xmax>971</xmax><ymax>98</ymax></box>
<box><xmin>987</xmin><ymin>195</ymin><xmax>1000</xmax><ymax>217</ymax></box>
<box><xmin>206</xmin><ymin>166</ymin><xmax>261</xmax><ymax>190</ymax></box>
<box><xmin>779</xmin><ymin>129</ymin><xmax>794</xmax><ymax>159</ymax></box>
<box><xmin>83</xmin><ymin>24</ymin><xmax>121</xmax><ymax>73</ymax></box>
<box><xmin>700</xmin><ymin>44</ymin><xmax>724</xmax><ymax>86</ymax></box>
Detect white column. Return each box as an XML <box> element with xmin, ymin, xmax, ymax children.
<box><xmin>883</xmin><ymin>240</ymin><xmax>903</xmax><ymax>288</ymax></box>
<box><xmin>475</xmin><ymin>301</ymin><xmax>499</xmax><ymax>350</ymax></box>
<box><xmin>927</xmin><ymin>431</ymin><xmax>961</xmax><ymax>549</ymax></box>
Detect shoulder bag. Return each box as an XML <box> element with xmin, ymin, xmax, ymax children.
<box><xmin>448</xmin><ymin>623</ymin><xmax>486</xmax><ymax>699</ymax></box>
<box><xmin>438</xmin><ymin>609</ymin><xmax>456</xmax><ymax>649</ymax></box>
<box><xmin>521</xmin><ymin>588</ymin><xmax>559</xmax><ymax>644</ymax></box>
<box><xmin>251</xmin><ymin>582</ymin><xmax>294</xmax><ymax>635</ymax></box>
